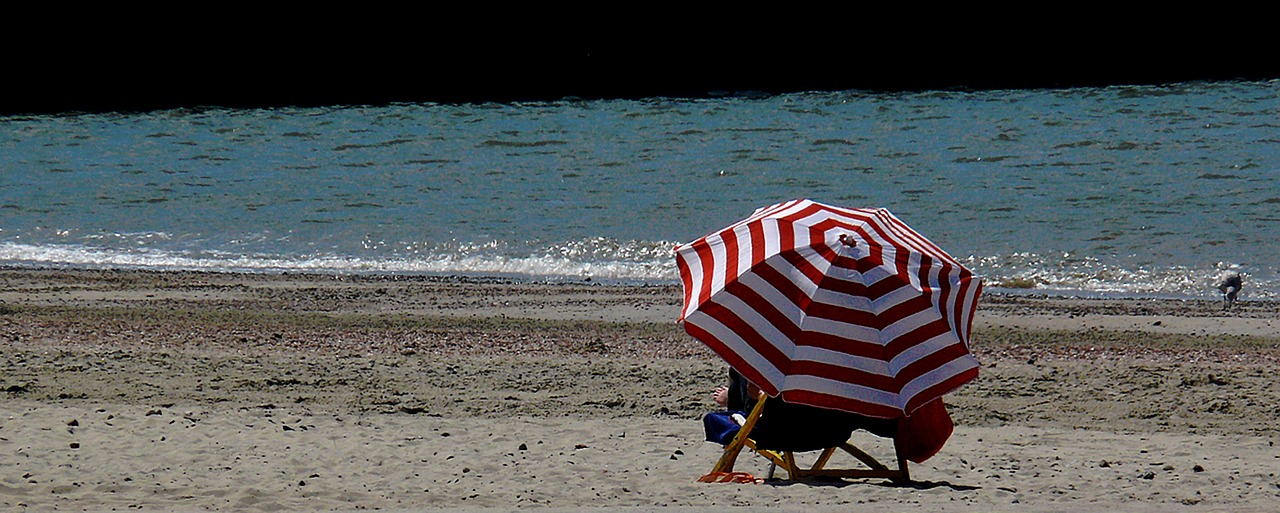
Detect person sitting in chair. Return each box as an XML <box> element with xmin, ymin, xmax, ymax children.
<box><xmin>704</xmin><ymin>367</ymin><xmax>758</xmax><ymax>445</ymax></box>
<box><xmin>712</xmin><ymin>367</ymin><xmax>758</xmax><ymax>411</ymax></box>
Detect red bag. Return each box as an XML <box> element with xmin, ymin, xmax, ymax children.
<box><xmin>895</xmin><ymin>398</ymin><xmax>954</xmax><ymax>463</ymax></box>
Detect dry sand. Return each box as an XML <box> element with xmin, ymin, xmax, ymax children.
<box><xmin>1</xmin><ymin>268</ymin><xmax>1278</xmax><ymax>512</ymax></box>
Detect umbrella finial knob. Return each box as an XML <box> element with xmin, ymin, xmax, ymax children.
<box><xmin>838</xmin><ymin>234</ymin><xmax>856</xmax><ymax>248</ymax></box>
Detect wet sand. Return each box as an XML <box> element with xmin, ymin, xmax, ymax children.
<box><xmin>1</xmin><ymin>268</ymin><xmax>1278</xmax><ymax>512</ymax></box>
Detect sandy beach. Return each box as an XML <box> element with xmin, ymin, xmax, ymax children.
<box><xmin>1</xmin><ymin>268</ymin><xmax>1278</xmax><ymax>512</ymax></box>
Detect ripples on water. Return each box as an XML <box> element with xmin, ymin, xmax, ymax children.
<box><xmin>1</xmin><ymin>80</ymin><xmax>1277</xmax><ymax>299</ymax></box>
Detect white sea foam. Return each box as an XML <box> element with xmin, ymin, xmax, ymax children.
<box><xmin>0</xmin><ymin>241</ymin><xmax>680</xmax><ymax>284</ymax></box>
<box><xmin>3</xmin><ymin>241</ymin><xmax>1273</xmax><ymax>300</ymax></box>
<box><xmin>968</xmin><ymin>252</ymin><xmax>1276</xmax><ymax>300</ymax></box>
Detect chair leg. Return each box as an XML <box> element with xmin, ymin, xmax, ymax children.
<box><xmin>711</xmin><ymin>393</ymin><xmax>769</xmax><ymax>473</ymax></box>
<box><xmin>712</xmin><ymin>431</ymin><xmax>748</xmax><ymax>473</ymax></box>
<box><xmin>782</xmin><ymin>451</ymin><xmax>801</xmax><ymax>479</ymax></box>
<box><xmin>810</xmin><ymin>447</ymin><xmax>838</xmax><ymax>471</ymax></box>
<box><xmin>839</xmin><ymin>443</ymin><xmax>890</xmax><ymax>471</ymax></box>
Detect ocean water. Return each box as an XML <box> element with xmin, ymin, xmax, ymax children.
<box><xmin>2</xmin><ymin>80</ymin><xmax>1278</xmax><ymax>300</ymax></box>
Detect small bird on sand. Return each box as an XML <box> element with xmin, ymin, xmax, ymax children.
<box><xmin>1215</xmin><ymin>271</ymin><xmax>1243</xmax><ymax>309</ymax></box>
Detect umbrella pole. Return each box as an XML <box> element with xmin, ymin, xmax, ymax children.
<box><xmin>894</xmin><ymin>438</ymin><xmax>912</xmax><ymax>483</ymax></box>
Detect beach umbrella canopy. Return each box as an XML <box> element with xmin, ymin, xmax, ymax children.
<box><xmin>676</xmin><ymin>199</ymin><xmax>982</xmax><ymax>419</ymax></box>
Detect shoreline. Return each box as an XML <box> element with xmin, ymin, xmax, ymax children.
<box><xmin>2</xmin><ymin>268</ymin><xmax>1278</xmax><ymax>512</ymax></box>
<box><xmin>3</xmin><ymin>267</ymin><xmax>1277</xmax><ymax>352</ymax></box>
<box><xmin>2</xmin><ymin>263</ymin><xmax>1273</xmax><ymax>308</ymax></box>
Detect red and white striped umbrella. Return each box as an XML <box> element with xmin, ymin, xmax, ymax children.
<box><xmin>676</xmin><ymin>199</ymin><xmax>982</xmax><ymax>419</ymax></box>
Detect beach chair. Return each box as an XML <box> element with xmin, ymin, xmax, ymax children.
<box><xmin>708</xmin><ymin>392</ymin><xmax>911</xmax><ymax>483</ymax></box>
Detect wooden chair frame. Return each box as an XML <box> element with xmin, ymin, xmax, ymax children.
<box><xmin>711</xmin><ymin>393</ymin><xmax>910</xmax><ymax>482</ymax></box>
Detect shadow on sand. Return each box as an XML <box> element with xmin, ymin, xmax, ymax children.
<box><xmin>766</xmin><ymin>477</ymin><xmax>981</xmax><ymax>492</ymax></box>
